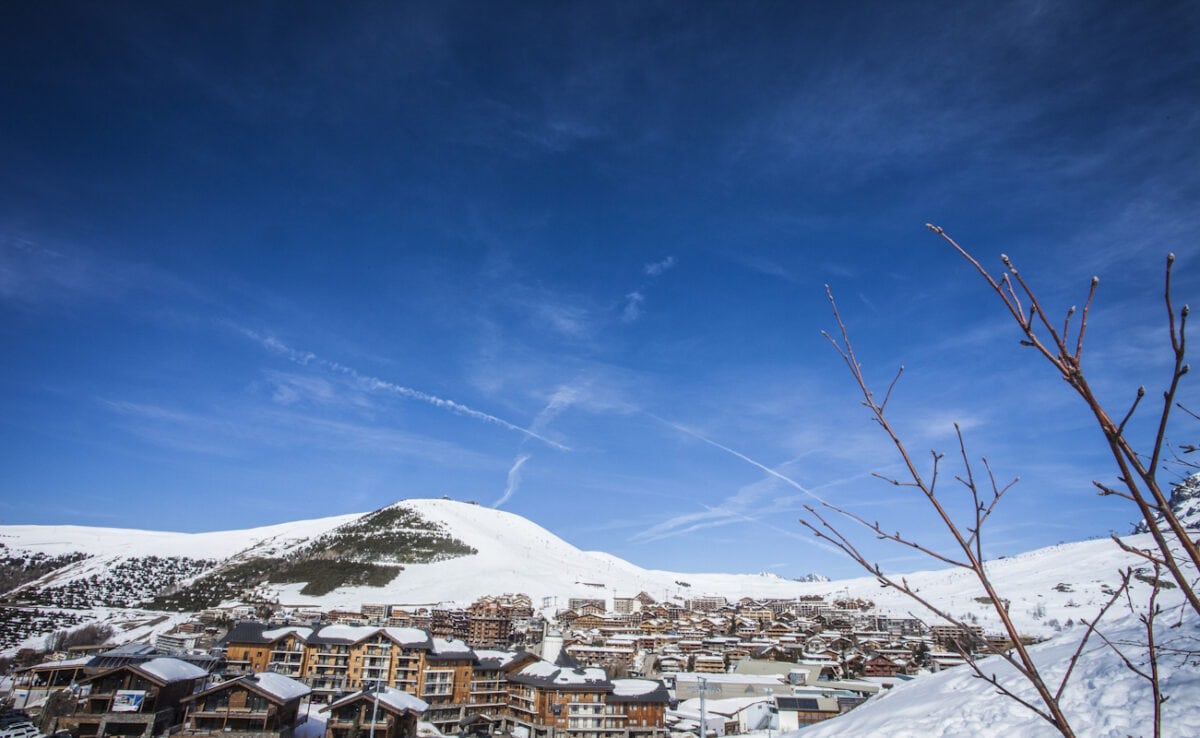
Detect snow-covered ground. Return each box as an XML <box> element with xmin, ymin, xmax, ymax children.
<box><xmin>793</xmin><ymin>602</ymin><xmax>1200</xmax><ymax>737</ymax></box>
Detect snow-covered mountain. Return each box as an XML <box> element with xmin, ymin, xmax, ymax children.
<box><xmin>0</xmin><ymin>497</ymin><xmax>1174</xmax><ymax>639</ymax></box>
<box><xmin>1</xmin><ymin>499</ymin><xmax>817</xmax><ymax>614</ymax></box>
<box><xmin>793</xmin><ymin>572</ymin><xmax>830</xmax><ymax>583</ymax></box>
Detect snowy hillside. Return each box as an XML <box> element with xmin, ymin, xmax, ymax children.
<box><xmin>0</xmin><ymin>498</ymin><xmax>1171</xmax><ymax>640</ymax></box>
<box><xmin>263</xmin><ymin>499</ymin><xmax>807</xmax><ymax>609</ymax></box>
<box><xmin>794</xmin><ymin>603</ymin><xmax>1200</xmax><ymax>738</ymax></box>
<box><xmin>0</xmin><ymin>513</ymin><xmax>360</xmax><ymax>561</ymax></box>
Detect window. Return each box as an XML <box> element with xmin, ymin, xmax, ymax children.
<box><xmin>422</xmin><ymin>670</ymin><xmax>454</xmax><ymax>697</ymax></box>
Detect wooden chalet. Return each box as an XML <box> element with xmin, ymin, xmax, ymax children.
<box><xmin>320</xmin><ymin>686</ymin><xmax>427</xmax><ymax>738</ymax></box>
<box><xmin>58</xmin><ymin>658</ymin><xmax>208</xmax><ymax>738</ymax></box>
<box><xmin>181</xmin><ymin>672</ymin><xmax>311</xmax><ymax>737</ymax></box>
<box><xmin>11</xmin><ymin>657</ymin><xmax>93</xmax><ymax>709</ymax></box>
<box><xmin>861</xmin><ymin>654</ymin><xmax>904</xmax><ymax>678</ymax></box>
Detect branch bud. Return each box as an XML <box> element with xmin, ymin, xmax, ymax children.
<box><xmin>1137</xmin><ymin>386</ymin><xmax>1146</xmax><ymax>397</ymax></box>
<box><xmin>1168</xmin><ymin>253</ymin><xmax>1175</xmax><ymax>266</ymax></box>
<box><xmin>1182</xmin><ymin>364</ymin><xmax>1190</xmax><ymax>375</ymax></box>
<box><xmin>1182</xmin><ymin>304</ymin><xmax>1190</xmax><ymax>317</ymax></box>
<box><xmin>1091</xmin><ymin>276</ymin><xmax>1099</xmax><ymax>286</ymax></box>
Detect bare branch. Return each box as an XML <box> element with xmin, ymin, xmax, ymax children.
<box><xmin>1055</xmin><ymin>569</ymin><xmax>1131</xmax><ymax>703</ymax></box>
<box><xmin>1118</xmin><ymin>386</ymin><xmax>1146</xmax><ymax>436</ymax></box>
<box><xmin>1110</xmin><ymin>535</ymin><xmax>1168</xmax><ymax>566</ymax></box>
<box><xmin>881</xmin><ymin>365</ymin><xmax>904</xmax><ymax>413</ymax></box>
<box><xmin>930</xmin><ymin>227</ymin><xmax>1200</xmax><ymax>612</ymax></box>
<box><xmin>814</xmin><ymin>500</ymin><xmax>971</xmax><ymax>569</ymax></box>
<box><xmin>1075</xmin><ymin>276</ymin><xmax>1099</xmax><ymax>363</ymax></box>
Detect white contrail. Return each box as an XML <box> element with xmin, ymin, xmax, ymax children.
<box><xmin>493</xmin><ymin>454</ymin><xmax>532</xmax><ymax>508</ymax></box>
<box><xmin>492</xmin><ymin>384</ymin><xmax>582</xmax><ymax>508</ymax></box>
<box><xmin>646</xmin><ymin>412</ymin><xmax>829</xmax><ymax>506</ymax></box>
<box><xmin>240</xmin><ymin>328</ymin><xmax>568</xmax><ymax>451</ymax></box>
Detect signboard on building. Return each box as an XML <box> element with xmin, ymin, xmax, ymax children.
<box><xmin>112</xmin><ymin>690</ymin><xmax>146</xmax><ymax>712</ymax></box>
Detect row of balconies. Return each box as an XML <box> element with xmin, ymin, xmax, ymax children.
<box><xmin>566</xmin><ymin>719</ymin><xmax>625</xmax><ymax>730</ymax></box>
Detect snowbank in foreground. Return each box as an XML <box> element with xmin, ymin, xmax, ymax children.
<box><xmin>795</xmin><ymin>602</ymin><xmax>1200</xmax><ymax>737</ymax></box>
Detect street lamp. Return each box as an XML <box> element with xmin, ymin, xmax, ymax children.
<box><xmin>368</xmin><ymin>681</ymin><xmax>382</xmax><ymax>738</ymax></box>
<box><xmin>764</xmin><ymin>688</ymin><xmax>773</xmax><ymax>738</ymax></box>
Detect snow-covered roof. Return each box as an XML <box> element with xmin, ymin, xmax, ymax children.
<box><xmin>262</xmin><ymin>626</ymin><xmax>312</xmax><ymax>641</ymax></box>
<box><xmin>310</xmin><ymin>625</ymin><xmax>432</xmax><ymax>647</ymax></box>
<box><xmin>248</xmin><ymin>672</ymin><xmax>311</xmax><ymax>701</ymax></box>
<box><xmin>510</xmin><ymin>659</ymin><xmax>611</xmax><ymax>689</ymax></box>
<box><xmin>378</xmin><ymin>687</ymin><xmax>430</xmax><ymax>714</ymax></box>
<box><xmin>552</xmin><ymin>667</ymin><xmax>609</xmax><ymax>686</ymax></box>
<box><xmin>610</xmin><ymin>679</ymin><xmax>670</xmax><ymax>703</ymax></box>
<box><xmin>135</xmin><ymin>657</ymin><xmax>208</xmax><ymax>683</ymax></box>
<box><xmin>612</xmin><ymin>679</ymin><xmax>659</xmax><ymax>697</ymax></box>
<box><xmin>325</xmin><ymin>686</ymin><xmax>428</xmax><ymax>715</ymax></box>
<box><xmin>473</xmin><ymin>650</ymin><xmax>526</xmax><ymax>670</ymax></box>
<box><xmin>429</xmin><ymin>638</ymin><xmax>473</xmax><ymax>659</ymax></box>
<box><xmin>383</xmin><ymin>627</ymin><xmax>431</xmax><ymax>646</ymax></box>
<box><xmin>521</xmin><ymin>660</ymin><xmax>559</xmax><ymax>678</ymax></box>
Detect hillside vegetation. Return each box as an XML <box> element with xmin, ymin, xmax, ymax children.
<box><xmin>146</xmin><ymin>503</ymin><xmax>477</xmax><ymax>609</ymax></box>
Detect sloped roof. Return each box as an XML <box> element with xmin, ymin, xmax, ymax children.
<box><xmin>509</xmin><ymin>660</ymin><xmax>612</xmax><ymax>691</ymax></box>
<box><xmin>261</xmin><ymin>626</ymin><xmax>313</xmax><ymax>642</ymax></box>
<box><xmin>247</xmin><ymin>672</ymin><xmax>312</xmax><ymax>701</ymax></box>
<box><xmin>185</xmin><ymin>672</ymin><xmax>310</xmax><ymax>704</ymax></box>
<box><xmin>426</xmin><ymin>638</ymin><xmax>475</xmax><ymax>662</ymax></box>
<box><xmin>137</xmin><ymin>657</ymin><xmax>209</xmax><ymax>684</ymax></box>
<box><xmin>472</xmin><ymin>650</ymin><xmax>534</xmax><ymax>671</ymax></box>
<box><xmin>323</xmin><ymin>686</ymin><xmax>428</xmax><ymax>716</ymax></box>
<box><xmin>308</xmin><ymin>625</ymin><xmax>433</xmax><ymax>648</ymax></box>
<box><xmin>223</xmin><ymin>621</ymin><xmax>275</xmax><ymax>645</ymax></box>
<box><xmin>609</xmin><ymin>679</ymin><xmax>670</xmax><ymax>703</ymax></box>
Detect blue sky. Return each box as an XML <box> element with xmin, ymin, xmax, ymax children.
<box><xmin>2</xmin><ymin>1</ymin><xmax>1198</xmax><ymax>578</ymax></box>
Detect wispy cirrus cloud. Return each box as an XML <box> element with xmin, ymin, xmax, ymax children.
<box><xmin>262</xmin><ymin>370</ymin><xmax>371</xmax><ymax>409</ymax></box>
<box><xmin>493</xmin><ymin>383</ymin><xmax>583</xmax><ymax>508</ymax></box>
<box><xmin>621</xmin><ymin>256</ymin><xmax>677</xmax><ymax>324</ymax></box>
<box><xmin>238</xmin><ymin>327</ymin><xmax>569</xmax><ymax>451</ymax></box>
<box><xmin>98</xmin><ymin>397</ymin><xmax>497</xmax><ymax>467</ymax></box>
<box><xmin>621</xmin><ymin>291</ymin><xmax>644</xmax><ymax>323</ymax></box>
<box><xmin>0</xmin><ymin>232</ymin><xmax>197</xmax><ymax>308</ymax></box>
<box><xmin>643</xmin><ymin>255</ymin><xmax>676</xmax><ymax>277</ymax></box>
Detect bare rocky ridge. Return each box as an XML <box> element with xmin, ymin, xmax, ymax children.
<box><xmin>1131</xmin><ymin>472</ymin><xmax>1200</xmax><ymax>533</ymax></box>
